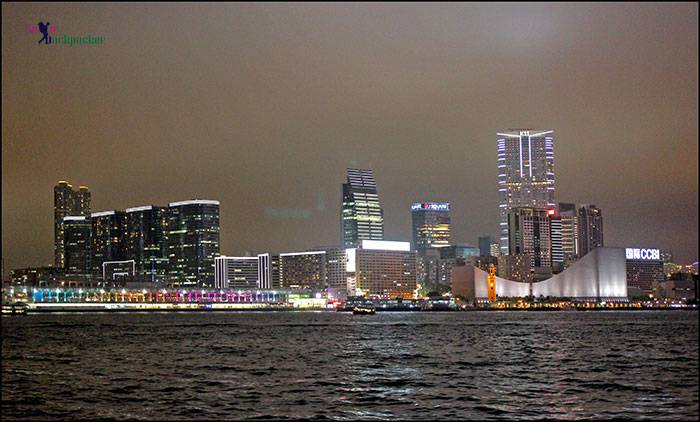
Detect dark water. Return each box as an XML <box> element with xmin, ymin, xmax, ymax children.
<box><xmin>2</xmin><ymin>311</ymin><xmax>698</xmax><ymax>420</ymax></box>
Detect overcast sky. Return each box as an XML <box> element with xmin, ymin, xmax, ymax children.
<box><xmin>2</xmin><ymin>2</ymin><xmax>698</xmax><ymax>272</ymax></box>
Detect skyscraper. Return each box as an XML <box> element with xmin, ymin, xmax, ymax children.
<box><xmin>125</xmin><ymin>205</ymin><xmax>169</xmax><ymax>284</ymax></box>
<box><xmin>166</xmin><ymin>200</ymin><xmax>220</xmax><ymax>287</ymax></box>
<box><xmin>411</xmin><ymin>202</ymin><xmax>451</xmax><ymax>254</ymax></box>
<box><xmin>507</xmin><ymin>207</ymin><xmax>552</xmax><ymax>280</ymax></box>
<box><xmin>558</xmin><ymin>202</ymin><xmax>579</xmax><ymax>265</ymax></box>
<box><xmin>63</xmin><ymin>216</ymin><xmax>92</xmax><ymax>278</ymax></box>
<box><xmin>341</xmin><ymin>168</ymin><xmax>384</xmax><ymax>248</ymax></box>
<box><xmin>54</xmin><ymin>181</ymin><xmax>91</xmax><ymax>268</ymax></box>
<box><xmin>497</xmin><ymin>130</ymin><xmax>555</xmax><ymax>256</ymax></box>
<box><xmin>91</xmin><ymin>210</ymin><xmax>127</xmax><ymax>278</ymax></box>
<box><xmin>578</xmin><ymin>204</ymin><xmax>604</xmax><ymax>257</ymax></box>
<box><xmin>549</xmin><ymin>210</ymin><xmax>564</xmax><ymax>272</ymax></box>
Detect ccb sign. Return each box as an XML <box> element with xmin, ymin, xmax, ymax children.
<box><xmin>625</xmin><ymin>248</ymin><xmax>660</xmax><ymax>261</ymax></box>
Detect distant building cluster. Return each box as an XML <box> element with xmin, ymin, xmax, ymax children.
<box><xmin>6</xmin><ymin>131</ymin><xmax>697</xmax><ymax>302</ymax></box>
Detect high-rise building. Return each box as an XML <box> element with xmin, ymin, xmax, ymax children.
<box><xmin>214</xmin><ymin>256</ymin><xmax>258</xmax><ymax>290</ymax></box>
<box><xmin>558</xmin><ymin>202</ymin><xmax>579</xmax><ymax>266</ymax></box>
<box><xmin>625</xmin><ymin>247</ymin><xmax>664</xmax><ymax>297</ymax></box>
<box><xmin>437</xmin><ymin>244</ymin><xmax>480</xmax><ymax>285</ymax></box>
<box><xmin>549</xmin><ymin>210</ymin><xmax>564</xmax><ymax>272</ymax></box>
<box><xmin>280</xmin><ymin>251</ymin><xmax>327</xmax><ymax>290</ymax></box>
<box><xmin>312</xmin><ymin>246</ymin><xmax>347</xmax><ymax>299</ymax></box>
<box><xmin>91</xmin><ymin>210</ymin><xmax>127</xmax><ymax>278</ymax></box>
<box><xmin>125</xmin><ymin>205</ymin><xmax>169</xmax><ymax>284</ymax></box>
<box><xmin>166</xmin><ymin>200</ymin><xmax>220</xmax><ymax>287</ymax></box>
<box><xmin>411</xmin><ymin>202</ymin><xmax>451</xmax><ymax>254</ymax></box>
<box><xmin>507</xmin><ymin>207</ymin><xmax>552</xmax><ymax>280</ymax></box>
<box><xmin>54</xmin><ymin>181</ymin><xmax>91</xmax><ymax>268</ymax></box>
<box><xmin>349</xmin><ymin>240</ymin><xmax>416</xmax><ymax>299</ymax></box>
<box><xmin>63</xmin><ymin>216</ymin><xmax>92</xmax><ymax>278</ymax></box>
<box><xmin>497</xmin><ymin>130</ymin><xmax>555</xmax><ymax>256</ymax></box>
<box><xmin>478</xmin><ymin>236</ymin><xmax>494</xmax><ymax>257</ymax></box>
<box><xmin>498</xmin><ymin>254</ymin><xmax>533</xmax><ymax>283</ymax></box>
<box><xmin>578</xmin><ymin>205</ymin><xmax>604</xmax><ymax>257</ymax></box>
<box><xmin>257</xmin><ymin>253</ymin><xmax>280</xmax><ymax>290</ymax></box>
<box><xmin>341</xmin><ymin>168</ymin><xmax>384</xmax><ymax>248</ymax></box>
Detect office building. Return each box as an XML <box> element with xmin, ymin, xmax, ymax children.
<box><xmin>558</xmin><ymin>202</ymin><xmax>579</xmax><ymax>266</ymax></box>
<box><xmin>625</xmin><ymin>247</ymin><xmax>664</xmax><ymax>296</ymax></box>
<box><xmin>437</xmin><ymin>244</ymin><xmax>480</xmax><ymax>285</ymax></box>
<box><xmin>507</xmin><ymin>207</ymin><xmax>552</xmax><ymax>280</ymax></box>
<box><xmin>341</xmin><ymin>168</ymin><xmax>384</xmax><ymax>248</ymax></box>
<box><xmin>166</xmin><ymin>200</ymin><xmax>220</xmax><ymax>287</ymax></box>
<box><xmin>549</xmin><ymin>210</ymin><xmax>564</xmax><ymax>272</ymax></box>
<box><xmin>257</xmin><ymin>253</ymin><xmax>280</xmax><ymax>290</ymax></box>
<box><xmin>478</xmin><ymin>236</ymin><xmax>495</xmax><ymax>257</ymax></box>
<box><xmin>347</xmin><ymin>240</ymin><xmax>417</xmax><ymax>299</ymax></box>
<box><xmin>91</xmin><ymin>210</ymin><xmax>127</xmax><ymax>277</ymax></box>
<box><xmin>411</xmin><ymin>202</ymin><xmax>451</xmax><ymax>254</ymax></box>
<box><xmin>54</xmin><ymin>181</ymin><xmax>91</xmax><ymax>268</ymax></box>
<box><xmin>63</xmin><ymin>216</ymin><xmax>92</xmax><ymax>278</ymax></box>
<box><xmin>416</xmin><ymin>248</ymin><xmax>440</xmax><ymax>286</ymax></box>
<box><xmin>314</xmin><ymin>246</ymin><xmax>347</xmax><ymax>299</ymax></box>
<box><xmin>578</xmin><ymin>204</ymin><xmax>604</xmax><ymax>257</ymax></box>
<box><xmin>214</xmin><ymin>256</ymin><xmax>258</xmax><ymax>290</ymax></box>
<box><xmin>280</xmin><ymin>251</ymin><xmax>327</xmax><ymax>290</ymax></box>
<box><xmin>497</xmin><ymin>254</ymin><xmax>533</xmax><ymax>283</ymax></box>
<box><xmin>125</xmin><ymin>205</ymin><xmax>169</xmax><ymax>284</ymax></box>
<box><xmin>497</xmin><ymin>130</ymin><xmax>555</xmax><ymax>256</ymax></box>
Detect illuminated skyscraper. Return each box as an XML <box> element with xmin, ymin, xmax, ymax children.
<box><xmin>411</xmin><ymin>202</ymin><xmax>451</xmax><ymax>254</ymax></box>
<box><xmin>63</xmin><ymin>216</ymin><xmax>92</xmax><ymax>278</ymax></box>
<box><xmin>54</xmin><ymin>181</ymin><xmax>91</xmax><ymax>268</ymax></box>
<box><xmin>91</xmin><ymin>210</ymin><xmax>127</xmax><ymax>277</ymax></box>
<box><xmin>125</xmin><ymin>205</ymin><xmax>169</xmax><ymax>284</ymax></box>
<box><xmin>166</xmin><ymin>200</ymin><xmax>220</xmax><ymax>287</ymax></box>
<box><xmin>578</xmin><ymin>204</ymin><xmax>604</xmax><ymax>257</ymax></box>
<box><xmin>507</xmin><ymin>207</ymin><xmax>552</xmax><ymax>280</ymax></box>
<box><xmin>497</xmin><ymin>130</ymin><xmax>555</xmax><ymax>256</ymax></box>
<box><xmin>557</xmin><ymin>202</ymin><xmax>579</xmax><ymax>265</ymax></box>
<box><xmin>341</xmin><ymin>168</ymin><xmax>384</xmax><ymax>248</ymax></box>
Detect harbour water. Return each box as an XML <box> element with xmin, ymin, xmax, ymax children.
<box><xmin>2</xmin><ymin>311</ymin><xmax>698</xmax><ymax>420</ymax></box>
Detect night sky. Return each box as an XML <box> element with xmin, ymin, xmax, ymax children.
<box><xmin>2</xmin><ymin>3</ymin><xmax>698</xmax><ymax>273</ymax></box>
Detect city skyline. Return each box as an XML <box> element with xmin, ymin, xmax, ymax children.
<box><xmin>2</xmin><ymin>3</ymin><xmax>698</xmax><ymax>273</ymax></box>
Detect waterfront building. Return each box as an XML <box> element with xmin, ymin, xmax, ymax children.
<box><xmin>416</xmin><ymin>248</ymin><xmax>441</xmax><ymax>286</ymax></box>
<box><xmin>507</xmin><ymin>207</ymin><xmax>552</xmax><ymax>280</ymax></box>
<box><xmin>9</xmin><ymin>266</ymin><xmax>60</xmax><ymax>287</ymax></box>
<box><xmin>91</xmin><ymin>210</ymin><xmax>127</xmax><ymax>278</ymax></box>
<box><xmin>578</xmin><ymin>204</ymin><xmax>604</xmax><ymax>257</ymax></box>
<box><xmin>63</xmin><ymin>216</ymin><xmax>92</xmax><ymax>278</ymax></box>
<box><xmin>454</xmin><ymin>247</ymin><xmax>628</xmax><ymax>303</ymax></box>
<box><xmin>214</xmin><ymin>256</ymin><xmax>258</xmax><ymax>290</ymax></box>
<box><xmin>549</xmin><ymin>210</ymin><xmax>564</xmax><ymax>272</ymax></box>
<box><xmin>280</xmin><ymin>251</ymin><xmax>327</xmax><ymax>290</ymax></box>
<box><xmin>257</xmin><ymin>253</ymin><xmax>281</xmax><ymax>289</ymax></box>
<box><xmin>346</xmin><ymin>240</ymin><xmax>417</xmax><ymax>299</ymax></box>
<box><xmin>54</xmin><ymin>181</ymin><xmax>91</xmax><ymax>268</ymax></box>
<box><xmin>312</xmin><ymin>246</ymin><xmax>347</xmax><ymax>299</ymax></box>
<box><xmin>341</xmin><ymin>168</ymin><xmax>384</xmax><ymax>248</ymax></box>
<box><xmin>625</xmin><ymin>247</ymin><xmax>664</xmax><ymax>297</ymax></box>
<box><xmin>478</xmin><ymin>236</ymin><xmax>494</xmax><ymax>257</ymax></box>
<box><xmin>497</xmin><ymin>254</ymin><xmax>532</xmax><ymax>283</ymax></box>
<box><xmin>437</xmin><ymin>244</ymin><xmax>480</xmax><ymax>285</ymax></box>
<box><xmin>497</xmin><ymin>130</ymin><xmax>555</xmax><ymax>256</ymax></box>
<box><xmin>166</xmin><ymin>200</ymin><xmax>220</xmax><ymax>287</ymax></box>
<box><xmin>411</xmin><ymin>202</ymin><xmax>451</xmax><ymax>254</ymax></box>
<box><xmin>558</xmin><ymin>202</ymin><xmax>579</xmax><ymax>266</ymax></box>
<box><xmin>125</xmin><ymin>205</ymin><xmax>169</xmax><ymax>284</ymax></box>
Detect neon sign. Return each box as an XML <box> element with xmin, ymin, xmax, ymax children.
<box><xmin>411</xmin><ymin>202</ymin><xmax>450</xmax><ymax>211</ymax></box>
<box><xmin>625</xmin><ymin>248</ymin><xmax>660</xmax><ymax>261</ymax></box>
